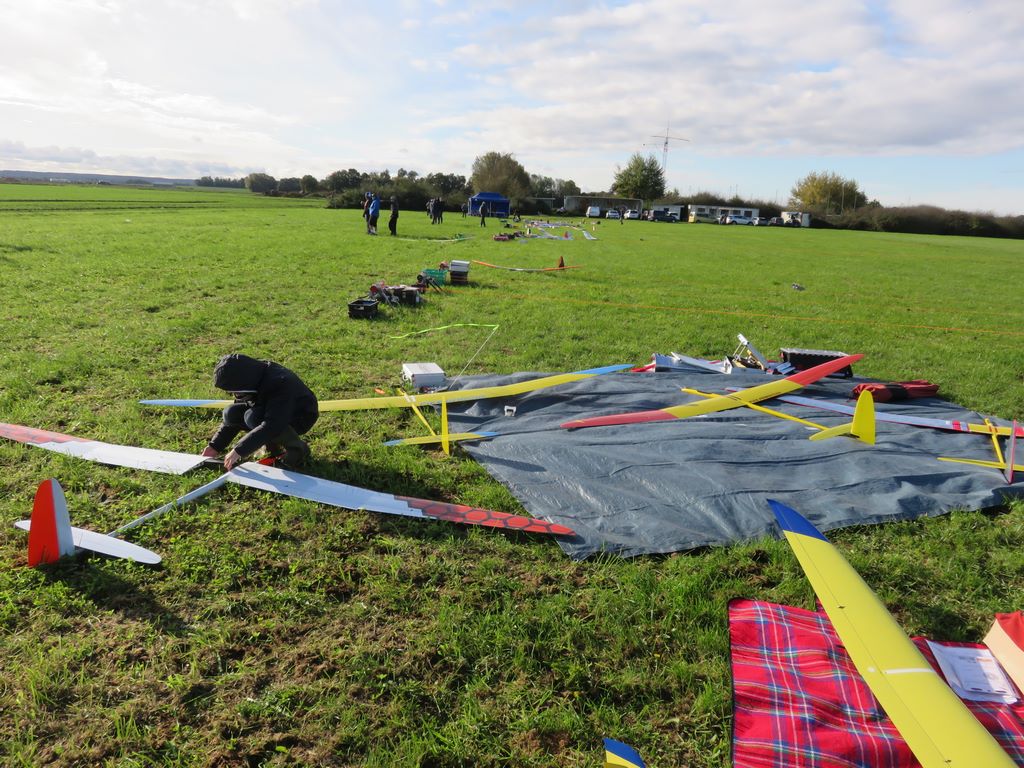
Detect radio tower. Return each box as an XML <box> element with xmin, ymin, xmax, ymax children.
<box><xmin>650</xmin><ymin>122</ymin><xmax>690</xmax><ymax>172</ymax></box>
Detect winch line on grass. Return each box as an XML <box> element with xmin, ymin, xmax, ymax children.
<box><xmin>388</xmin><ymin>323</ymin><xmax>499</xmax><ymax>340</ymax></box>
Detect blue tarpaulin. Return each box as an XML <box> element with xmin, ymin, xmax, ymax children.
<box><xmin>441</xmin><ymin>369</ymin><xmax>1022</xmax><ymax>559</ymax></box>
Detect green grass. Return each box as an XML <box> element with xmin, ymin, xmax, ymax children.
<box><xmin>0</xmin><ymin>183</ymin><xmax>1023</xmax><ymax>766</ymax></box>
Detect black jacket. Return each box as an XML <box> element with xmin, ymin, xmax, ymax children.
<box><xmin>209</xmin><ymin>354</ymin><xmax>318</xmax><ymax>457</ymax></box>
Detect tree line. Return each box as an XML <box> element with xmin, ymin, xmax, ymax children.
<box><xmin>200</xmin><ymin>152</ymin><xmax>581</xmax><ymax>215</ymax></box>
<box><xmin>199</xmin><ymin>155</ymin><xmax>1022</xmax><ymax>238</ymax></box>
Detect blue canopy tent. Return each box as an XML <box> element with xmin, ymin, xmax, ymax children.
<box><xmin>470</xmin><ymin>192</ymin><xmax>511</xmax><ymax>218</ymax></box>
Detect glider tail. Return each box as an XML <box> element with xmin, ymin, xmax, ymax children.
<box><xmin>17</xmin><ymin>478</ymin><xmax>163</xmax><ymax>566</ymax></box>
<box><xmin>808</xmin><ymin>389</ymin><xmax>876</xmax><ymax>445</ymax></box>
<box><xmin>27</xmin><ymin>479</ymin><xmax>76</xmax><ymax>566</ymax></box>
<box><xmin>938</xmin><ymin>419</ymin><xmax>1022</xmax><ymax>484</ymax></box>
<box><xmin>1005</xmin><ymin>420</ymin><xmax>1018</xmax><ymax>484</ymax></box>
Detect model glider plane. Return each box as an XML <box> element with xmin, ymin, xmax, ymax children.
<box><xmin>0</xmin><ymin>423</ymin><xmax>575</xmax><ymax>544</ymax></box>
<box><xmin>141</xmin><ymin>364</ymin><xmax>630</xmax><ymax>452</ymax></box>
<box><xmin>771</xmin><ymin>392</ymin><xmax>1024</xmax><ymax>439</ymax></box>
<box><xmin>680</xmin><ymin>386</ymin><xmax>876</xmax><ymax>444</ymax></box>
<box><xmin>771</xmin><ymin>500</ymin><xmax>1014</xmax><ymax>768</ymax></box>
<box><xmin>560</xmin><ymin>354</ymin><xmax>862</xmax><ymax>430</ymax></box>
<box><xmin>770</xmin><ymin>394</ymin><xmax>1023</xmax><ymax>482</ymax></box>
<box><xmin>141</xmin><ymin>364</ymin><xmax>629</xmax><ymax>412</ymax></box>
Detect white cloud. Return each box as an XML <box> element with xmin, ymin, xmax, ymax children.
<box><xmin>0</xmin><ymin>0</ymin><xmax>1021</xmax><ymax>211</ymax></box>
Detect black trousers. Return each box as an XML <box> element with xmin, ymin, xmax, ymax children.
<box><xmin>221</xmin><ymin>403</ymin><xmax>317</xmax><ymax>447</ymax></box>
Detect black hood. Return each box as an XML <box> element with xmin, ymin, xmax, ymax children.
<box><xmin>213</xmin><ymin>354</ymin><xmax>267</xmax><ymax>393</ymax></box>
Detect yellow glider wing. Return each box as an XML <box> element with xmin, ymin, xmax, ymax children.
<box><xmin>771</xmin><ymin>500</ymin><xmax>1014</xmax><ymax>768</ymax></box>
<box><xmin>562</xmin><ymin>354</ymin><xmax>862</xmax><ymax>429</ymax></box>
<box><xmin>141</xmin><ymin>364</ymin><xmax>631</xmax><ymax>412</ymax></box>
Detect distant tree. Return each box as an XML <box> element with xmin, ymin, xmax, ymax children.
<box><xmin>324</xmin><ymin>168</ymin><xmax>361</xmax><ymax>193</ymax></box>
<box><xmin>277</xmin><ymin>177</ymin><xmax>301</xmax><ymax>193</ymax></box>
<box><xmin>789</xmin><ymin>171</ymin><xmax>866</xmax><ymax>214</ymax></box>
<box><xmin>391</xmin><ymin>176</ymin><xmax>430</xmax><ymax>212</ymax></box>
<box><xmin>689</xmin><ymin>190</ymin><xmax>729</xmax><ymax>206</ymax></box>
<box><xmin>554</xmin><ymin>178</ymin><xmax>581</xmax><ymax>198</ymax></box>
<box><xmin>426</xmin><ymin>172</ymin><xmax>467</xmax><ymax>197</ymax></box>
<box><xmin>362</xmin><ymin>169</ymin><xmax>391</xmax><ymax>190</ymax></box>
<box><xmin>196</xmin><ymin>176</ymin><xmax>244</xmax><ymax>188</ymax></box>
<box><xmin>530</xmin><ymin>174</ymin><xmax>556</xmax><ymax>198</ymax></box>
<box><xmin>244</xmin><ymin>173</ymin><xmax>277</xmax><ymax>195</ymax></box>
<box><xmin>470</xmin><ymin>152</ymin><xmax>531</xmax><ymax>202</ymax></box>
<box><xmin>300</xmin><ymin>174</ymin><xmax>319</xmax><ymax>194</ymax></box>
<box><xmin>612</xmin><ymin>154</ymin><xmax>665</xmax><ymax>205</ymax></box>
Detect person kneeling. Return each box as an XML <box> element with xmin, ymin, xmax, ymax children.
<box><xmin>201</xmin><ymin>354</ymin><xmax>319</xmax><ymax>470</ymax></box>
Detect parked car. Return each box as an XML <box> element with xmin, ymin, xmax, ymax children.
<box><xmin>768</xmin><ymin>217</ymin><xmax>785</xmax><ymax>226</ymax></box>
<box><xmin>624</xmin><ymin>209</ymin><xmax>640</xmax><ymax>220</ymax></box>
<box><xmin>725</xmin><ymin>215</ymin><xmax>753</xmax><ymax>225</ymax></box>
<box><xmin>585</xmin><ymin>205</ymin><xmax>601</xmax><ymax>218</ymax></box>
<box><xmin>648</xmin><ymin>210</ymin><xmax>676</xmax><ymax>223</ymax></box>
<box><xmin>752</xmin><ymin>217</ymin><xmax>770</xmax><ymax>226</ymax></box>
<box><xmin>605</xmin><ymin>209</ymin><xmax>620</xmax><ymax>219</ymax></box>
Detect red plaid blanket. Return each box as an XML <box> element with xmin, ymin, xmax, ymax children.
<box><xmin>730</xmin><ymin>599</ymin><xmax>1024</xmax><ymax>767</ymax></box>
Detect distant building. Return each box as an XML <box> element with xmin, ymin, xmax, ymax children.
<box><xmin>563</xmin><ymin>195</ymin><xmax>642</xmax><ymax>215</ymax></box>
<box><xmin>686</xmin><ymin>203</ymin><xmax>760</xmax><ymax>223</ymax></box>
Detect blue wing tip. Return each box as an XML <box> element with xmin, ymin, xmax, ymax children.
<box><xmin>603</xmin><ymin>738</ymin><xmax>646</xmax><ymax>767</ymax></box>
<box><xmin>575</xmin><ymin>363</ymin><xmax>633</xmax><ymax>375</ymax></box>
<box><xmin>768</xmin><ymin>499</ymin><xmax>827</xmax><ymax>541</ymax></box>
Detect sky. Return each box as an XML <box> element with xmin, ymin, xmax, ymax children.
<box><xmin>2</xmin><ymin>0</ymin><xmax>1023</xmax><ymax>214</ymax></box>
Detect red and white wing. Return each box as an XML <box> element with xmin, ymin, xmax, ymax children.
<box><xmin>226</xmin><ymin>462</ymin><xmax>575</xmax><ymax>535</ymax></box>
<box><xmin>0</xmin><ymin>423</ymin><xmax>207</xmax><ymax>475</ymax></box>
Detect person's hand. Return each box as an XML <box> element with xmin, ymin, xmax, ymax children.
<box><xmin>223</xmin><ymin>450</ymin><xmax>243</xmax><ymax>471</ymax></box>
<box><xmin>201</xmin><ymin>446</ymin><xmax>220</xmax><ymax>458</ymax></box>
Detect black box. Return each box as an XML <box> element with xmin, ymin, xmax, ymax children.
<box><xmin>779</xmin><ymin>348</ymin><xmax>854</xmax><ymax>377</ymax></box>
<box><xmin>397</xmin><ymin>287</ymin><xmax>422</xmax><ymax>306</ymax></box>
<box><xmin>348</xmin><ymin>298</ymin><xmax>379</xmax><ymax>319</ymax></box>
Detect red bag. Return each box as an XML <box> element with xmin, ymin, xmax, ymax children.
<box><xmin>851</xmin><ymin>379</ymin><xmax>938</xmax><ymax>402</ymax></box>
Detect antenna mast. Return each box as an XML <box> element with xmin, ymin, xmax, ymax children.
<box><xmin>650</xmin><ymin>122</ymin><xmax>690</xmax><ymax>172</ymax></box>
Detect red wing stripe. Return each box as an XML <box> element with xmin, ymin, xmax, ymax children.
<box><xmin>0</xmin><ymin>423</ymin><xmax>89</xmax><ymax>445</ymax></box>
<box><xmin>783</xmin><ymin>354</ymin><xmax>863</xmax><ymax>386</ymax></box>
<box><xmin>397</xmin><ymin>497</ymin><xmax>575</xmax><ymax>535</ymax></box>
<box><xmin>561</xmin><ymin>409</ymin><xmax>678</xmax><ymax>429</ymax></box>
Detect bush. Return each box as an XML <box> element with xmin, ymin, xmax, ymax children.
<box><xmin>835</xmin><ymin>205</ymin><xmax>1024</xmax><ymax>238</ymax></box>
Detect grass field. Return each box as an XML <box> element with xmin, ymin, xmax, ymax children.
<box><xmin>1</xmin><ymin>183</ymin><xmax>1023</xmax><ymax>767</ymax></box>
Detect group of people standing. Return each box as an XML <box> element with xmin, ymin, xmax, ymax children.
<box><xmin>362</xmin><ymin>192</ymin><xmax>400</xmax><ymax>236</ymax></box>
<box><xmin>427</xmin><ymin>198</ymin><xmax>445</xmax><ymax>224</ymax></box>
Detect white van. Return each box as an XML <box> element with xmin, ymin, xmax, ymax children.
<box><xmin>585</xmin><ymin>205</ymin><xmax>601</xmax><ymax>218</ymax></box>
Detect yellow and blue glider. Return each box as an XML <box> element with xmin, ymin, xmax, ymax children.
<box><xmin>562</xmin><ymin>354</ymin><xmax>862</xmax><ymax>429</ymax></box>
<box><xmin>771</xmin><ymin>500</ymin><xmax>1014</xmax><ymax>768</ymax></box>
<box><xmin>141</xmin><ymin>364</ymin><xmax>631</xmax><ymax>412</ymax></box>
